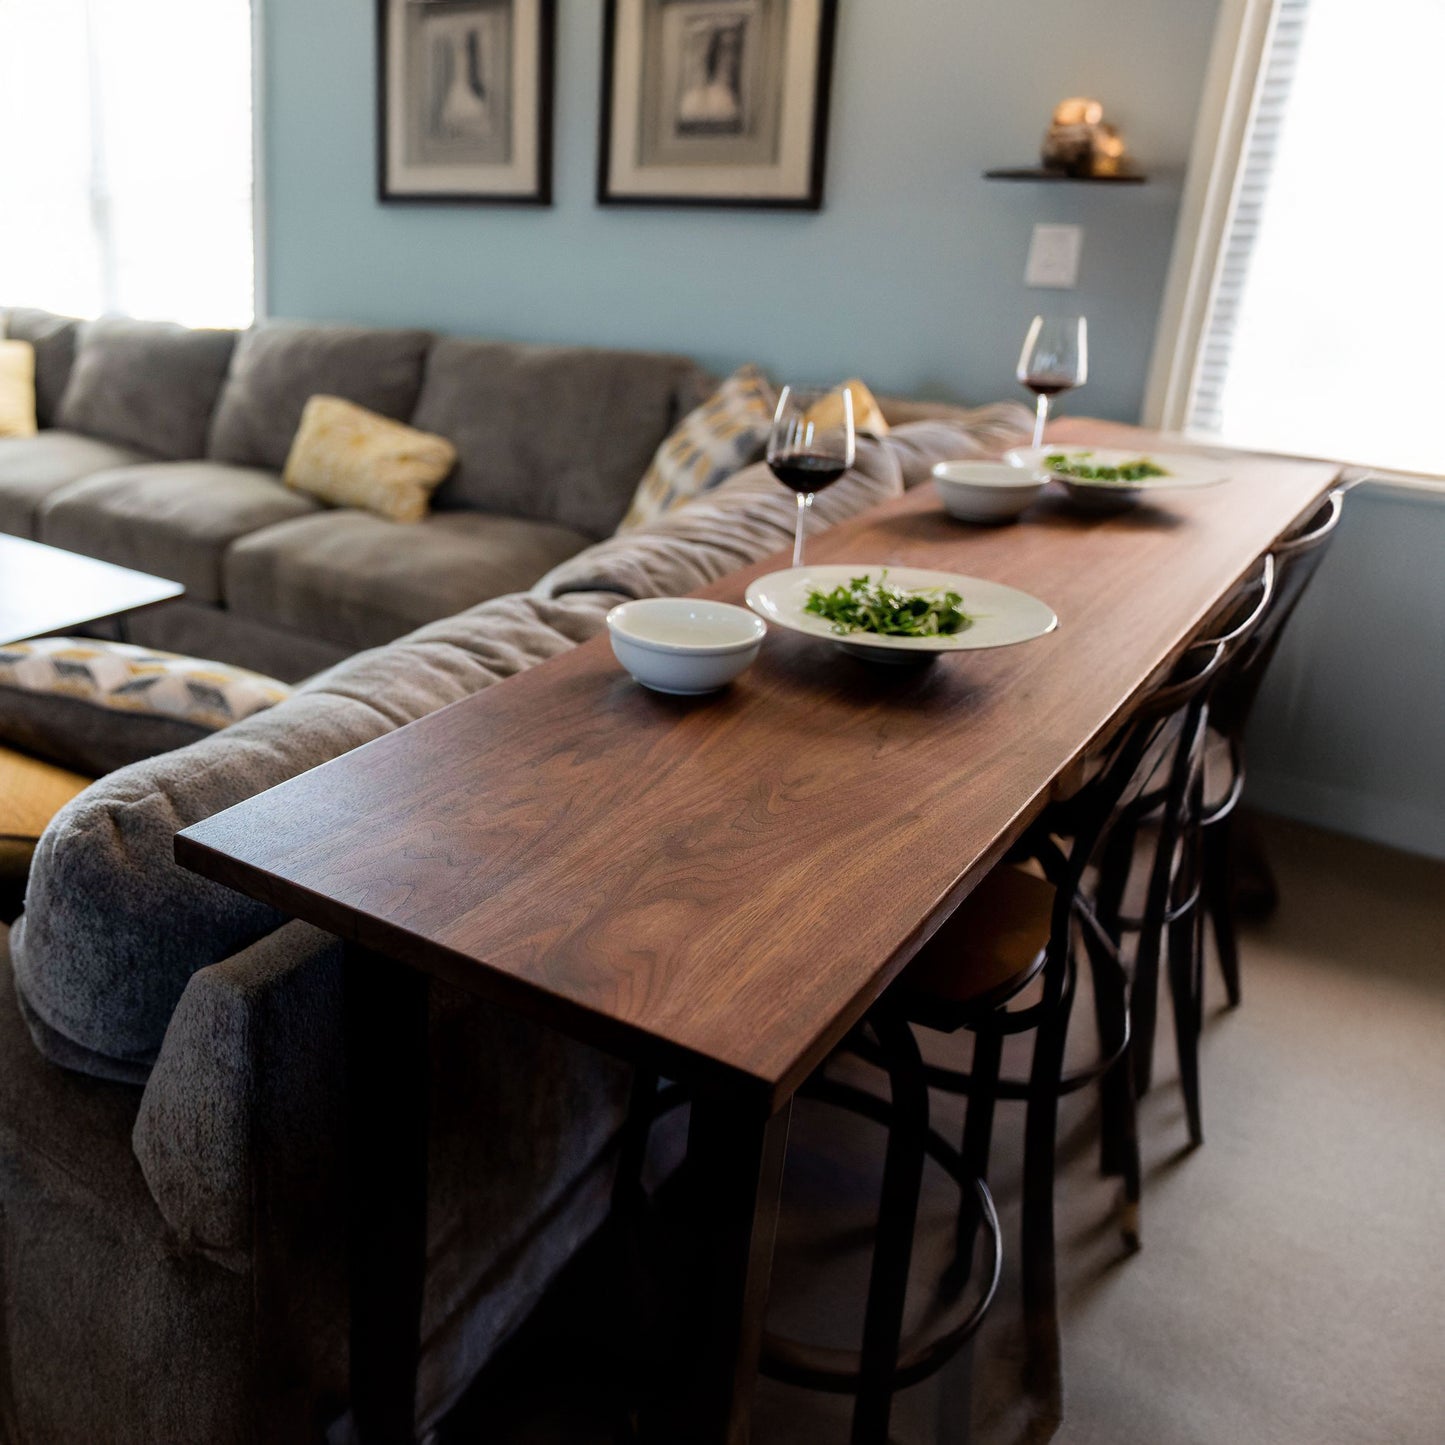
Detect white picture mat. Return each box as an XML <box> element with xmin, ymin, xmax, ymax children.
<box><xmin>385</xmin><ymin>0</ymin><xmax>541</xmax><ymax>195</ymax></box>
<box><xmin>607</xmin><ymin>0</ymin><xmax>823</xmax><ymax>198</ymax></box>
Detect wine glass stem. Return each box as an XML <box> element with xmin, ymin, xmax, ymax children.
<box><xmin>793</xmin><ymin>491</ymin><xmax>809</xmax><ymax>566</ymax></box>
<box><xmin>1032</xmin><ymin>393</ymin><xmax>1051</xmax><ymax>451</ymax></box>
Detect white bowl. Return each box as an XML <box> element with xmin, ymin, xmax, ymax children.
<box><xmin>606</xmin><ymin>598</ymin><xmax>766</xmax><ymax>695</ymax></box>
<box><xmin>931</xmin><ymin>460</ymin><xmax>1046</xmax><ymax>524</ymax></box>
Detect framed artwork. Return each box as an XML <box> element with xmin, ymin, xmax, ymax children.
<box><xmin>598</xmin><ymin>0</ymin><xmax>838</xmax><ymax>209</ymax></box>
<box><xmin>377</xmin><ymin>0</ymin><xmax>555</xmax><ymax>204</ymax></box>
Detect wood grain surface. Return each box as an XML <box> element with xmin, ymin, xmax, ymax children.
<box><xmin>0</xmin><ymin>534</ymin><xmax>183</xmax><ymax>645</ymax></box>
<box><xmin>176</xmin><ymin>424</ymin><xmax>1338</xmax><ymax>1111</ymax></box>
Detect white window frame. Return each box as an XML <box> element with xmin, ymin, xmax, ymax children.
<box><xmin>1141</xmin><ymin>0</ymin><xmax>1278</xmax><ymax>434</ymax></box>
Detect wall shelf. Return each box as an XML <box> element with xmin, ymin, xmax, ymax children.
<box><xmin>985</xmin><ymin>168</ymin><xmax>1147</xmax><ymax>184</ymax></box>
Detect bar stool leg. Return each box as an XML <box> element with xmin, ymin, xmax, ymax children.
<box><xmin>1021</xmin><ymin>993</ymin><xmax>1067</xmax><ymax>1418</ymax></box>
<box><xmin>947</xmin><ymin>1021</ymin><xmax>1002</xmax><ymax>1298</ymax></box>
<box><xmin>1205</xmin><ymin>811</ymin><xmax>1243</xmax><ymax>1007</ymax></box>
<box><xmin>852</xmin><ymin>1015</ymin><xmax>929</xmax><ymax>1445</ymax></box>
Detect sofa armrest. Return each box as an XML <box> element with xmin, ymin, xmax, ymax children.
<box><xmin>132</xmin><ymin>919</ymin><xmax>343</xmax><ymax>1268</ymax></box>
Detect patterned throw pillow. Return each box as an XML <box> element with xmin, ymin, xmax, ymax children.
<box><xmin>0</xmin><ymin>638</ymin><xmax>293</xmax><ymax>776</ymax></box>
<box><xmin>283</xmin><ymin>394</ymin><xmax>458</xmax><ymax>524</ymax></box>
<box><xmin>0</xmin><ymin>339</ymin><xmax>38</xmax><ymax>438</ymax></box>
<box><xmin>619</xmin><ymin>364</ymin><xmax>778</xmax><ymax>531</ymax></box>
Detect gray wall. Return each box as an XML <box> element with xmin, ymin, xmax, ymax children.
<box><xmin>1248</xmin><ymin>484</ymin><xmax>1445</xmax><ymax>862</ymax></box>
<box><xmin>260</xmin><ymin>0</ymin><xmax>1220</xmax><ymax>418</ymax></box>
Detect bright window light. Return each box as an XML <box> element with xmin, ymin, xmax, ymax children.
<box><xmin>1192</xmin><ymin>0</ymin><xmax>1445</xmax><ymax>477</ymax></box>
<box><xmin>0</xmin><ymin>0</ymin><xmax>254</xmax><ymax>328</ymax></box>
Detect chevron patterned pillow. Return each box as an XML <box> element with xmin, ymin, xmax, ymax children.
<box><xmin>0</xmin><ymin>637</ymin><xmax>292</xmax><ymax>776</ymax></box>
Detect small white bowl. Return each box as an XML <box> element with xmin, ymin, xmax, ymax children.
<box><xmin>931</xmin><ymin>460</ymin><xmax>1046</xmax><ymax>524</ymax></box>
<box><xmin>607</xmin><ymin>598</ymin><xmax>766</xmax><ymax>695</ymax></box>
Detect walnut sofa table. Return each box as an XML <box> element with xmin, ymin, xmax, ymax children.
<box><xmin>175</xmin><ymin>422</ymin><xmax>1339</xmax><ymax>1443</ymax></box>
<box><xmin>0</xmin><ymin>533</ymin><xmax>183</xmax><ymax>646</ymax></box>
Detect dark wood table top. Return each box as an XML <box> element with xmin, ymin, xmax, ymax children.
<box><xmin>0</xmin><ymin>534</ymin><xmax>183</xmax><ymax>646</ymax></box>
<box><xmin>176</xmin><ymin>422</ymin><xmax>1339</xmax><ymax>1112</ymax></box>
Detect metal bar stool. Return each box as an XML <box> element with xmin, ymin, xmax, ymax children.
<box><xmin>756</xmin><ymin>644</ymin><xmax>1223</xmax><ymax>1441</ymax></box>
<box><xmin>1092</xmin><ymin>555</ymin><xmax>1280</xmax><ymax>1144</ymax></box>
<box><xmin>1201</xmin><ymin>488</ymin><xmax>1346</xmax><ymax>1005</ymax></box>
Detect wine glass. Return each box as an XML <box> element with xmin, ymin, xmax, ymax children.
<box><xmin>1017</xmin><ymin>316</ymin><xmax>1088</xmax><ymax>450</ymax></box>
<box><xmin>767</xmin><ymin>385</ymin><xmax>856</xmax><ymax>567</ymax></box>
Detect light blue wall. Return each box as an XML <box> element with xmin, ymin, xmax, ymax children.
<box><xmin>260</xmin><ymin>0</ymin><xmax>1220</xmax><ymax>419</ymax></box>
<box><xmin>1247</xmin><ymin>484</ymin><xmax>1445</xmax><ymax>862</ymax></box>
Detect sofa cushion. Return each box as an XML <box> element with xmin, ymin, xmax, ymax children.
<box><xmin>225</xmin><ymin>508</ymin><xmax>591</xmax><ymax>652</ymax></box>
<box><xmin>0</xmin><ymin>431</ymin><xmax>150</xmax><ymax>538</ymax></box>
<box><xmin>9</xmin><ymin>588</ymin><xmax>623</xmax><ymax>1080</ymax></box>
<box><xmin>40</xmin><ymin>461</ymin><xmax>320</xmax><ymax>604</ymax></box>
<box><xmin>0</xmin><ymin>308</ymin><xmax>82</xmax><ymax>428</ymax></box>
<box><xmin>0</xmin><ymin>637</ymin><xmax>291</xmax><ymax>776</ymax></box>
<box><xmin>208</xmin><ymin>322</ymin><xmax>434</xmax><ymax>472</ymax></box>
<box><xmin>56</xmin><ymin>318</ymin><xmax>237</xmax><ymax>462</ymax></box>
<box><xmin>535</xmin><ymin>434</ymin><xmax>905</xmax><ymax>603</ymax></box>
<box><xmin>878</xmin><ymin>403</ymin><xmax>1035</xmax><ymax>486</ymax></box>
<box><xmin>412</xmin><ymin>337</ymin><xmax>712</xmax><ymax>539</ymax></box>
<box><xmin>283</xmin><ymin>394</ymin><xmax>456</xmax><ymax>523</ymax></box>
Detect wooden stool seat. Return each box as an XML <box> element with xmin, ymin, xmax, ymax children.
<box><xmin>901</xmin><ymin>865</ymin><xmax>1054</xmax><ymax>1015</ymax></box>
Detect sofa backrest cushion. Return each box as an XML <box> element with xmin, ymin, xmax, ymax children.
<box><xmin>56</xmin><ymin>318</ymin><xmax>237</xmax><ymax>461</ymax></box>
<box><xmin>8</xmin><ymin>588</ymin><xmax>622</xmax><ymax>1082</ymax></box>
<box><xmin>1</xmin><ymin>307</ymin><xmax>82</xmax><ymax>429</ymax></box>
<box><xmin>412</xmin><ymin>337</ymin><xmax>713</xmax><ymax>539</ymax></box>
<box><xmin>208</xmin><ymin>322</ymin><xmax>434</xmax><ymax>472</ymax></box>
<box><xmin>533</xmin><ymin>431</ymin><xmax>915</xmax><ymax>603</ymax></box>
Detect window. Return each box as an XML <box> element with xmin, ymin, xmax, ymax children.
<box><xmin>0</xmin><ymin>0</ymin><xmax>255</xmax><ymax>328</ymax></box>
<box><xmin>1148</xmin><ymin>0</ymin><xmax>1445</xmax><ymax>478</ymax></box>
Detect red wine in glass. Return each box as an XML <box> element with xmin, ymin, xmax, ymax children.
<box><xmin>1017</xmin><ymin>316</ymin><xmax>1088</xmax><ymax>450</ymax></box>
<box><xmin>768</xmin><ymin>452</ymin><xmax>848</xmax><ymax>494</ymax></box>
<box><xmin>767</xmin><ymin>386</ymin><xmax>856</xmax><ymax>565</ymax></box>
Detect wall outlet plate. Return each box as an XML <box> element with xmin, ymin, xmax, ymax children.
<box><xmin>1025</xmin><ymin>224</ymin><xmax>1083</xmax><ymax>288</ymax></box>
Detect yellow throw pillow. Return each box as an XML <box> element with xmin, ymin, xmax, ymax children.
<box><xmin>807</xmin><ymin>378</ymin><xmax>890</xmax><ymax>440</ymax></box>
<box><xmin>0</xmin><ymin>745</ymin><xmax>92</xmax><ymax>845</ymax></box>
<box><xmin>283</xmin><ymin>395</ymin><xmax>457</xmax><ymax>524</ymax></box>
<box><xmin>619</xmin><ymin>364</ymin><xmax>778</xmax><ymax>531</ymax></box>
<box><xmin>0</xmin><ymin>340</ymin><xmax>39</xmax><ymax>439</ymax></box>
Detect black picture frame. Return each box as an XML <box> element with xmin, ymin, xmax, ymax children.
<box><xmin>597</xmin><ymin>0</ymin><xmax>838</xmax><ymax>210</ymax></box>
<box><xmin>377</xmin><ymin>0</ymin><xmax>556</xmax><ymax>205</ymax></box>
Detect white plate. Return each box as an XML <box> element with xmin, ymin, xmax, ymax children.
<box><xmin>745</xmin><ymin>565</ymin><xmax>1057</xmax><ymax>664</ymax></box>
<box><xmin>1003</xmin><ymin>446</ymin><xmax>1231</xmax><ymax>493</ymax></box>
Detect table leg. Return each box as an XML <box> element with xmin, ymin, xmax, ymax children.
<box><xmin>672</xmin><ymin>1095</ymin><xmax>792</xmax><ymax>1445</ymax></box>
<box><xmin>343</xmin><ymin>942</ymin><xmax>430</xmax><ymax>1445</ymax></box>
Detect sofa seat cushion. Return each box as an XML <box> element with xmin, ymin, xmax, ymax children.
<box><xmin>39</xmin><ymin>461</ymin><xmax>321</xmax><ymax>603</ymax></box>
<box><xmin>0</xmin><ymin>431</ymin><xmax>150</xmax><ymax>538</ymax></box>
<box><xmin>412</xmin><ymin>337</ymin><xmax>714</xmax><ymax>539</ymax></box>
<box><xmin>225</xmin><ymin>509</ymin><xmax>591</xmax><ymax>651</ymax></box>
<box><xmin>209</xmin><ymin>321</ymin><xmax>434</xmax><ymax>472</ymax></box>
<box><xmin>56</xmin><ymin>318</ymin><xmax>237</xmax><ymax>462</ymax></box>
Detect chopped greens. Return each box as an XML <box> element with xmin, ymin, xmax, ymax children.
<box><xmin>804</xmin><ymin>571</ymin><xmax>974</xmax><ymax>638</ymax></box>
<box><xmin>1045</xmin><ymin>451</ymin><xmax>1169</xmax><ymax>483</ymax></box>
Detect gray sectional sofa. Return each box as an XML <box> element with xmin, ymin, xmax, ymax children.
<box><xmin>0</xmin><ymin>306</ymin><xmax>1032</xmax><ymax>1442</ymax></box>
<box><xmin>0</xmin><ymin>307</ymin><xmax>714</xmax><ymax>680</ymax></box>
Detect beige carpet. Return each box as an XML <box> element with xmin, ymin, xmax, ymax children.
<box><xmin>443</xmin><ymin>817</ymin><xmax>1445</xmax><ymax>1444</ymax></box>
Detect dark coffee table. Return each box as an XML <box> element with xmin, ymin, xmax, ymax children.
<box><xmin>0</xmin><ymin>534</ymin><xmax>183</xmax><ymax>646</ymax></box>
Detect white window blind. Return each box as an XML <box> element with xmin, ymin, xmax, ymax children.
<box><xmin>1185</xmin><ymin>0</ymin><xmax>1445</xmax><ymax>478</ymax></box>
<box><xmin>0</xmin><ymin>0</ymin><xmax>254</xmax><ymax>328</ymax></box>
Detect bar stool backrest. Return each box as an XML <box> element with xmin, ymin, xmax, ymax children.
<box><xmin>1212</xmin><ymin>489</ymin><xmax>1346</xmax><ymax>736</ymax></box>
